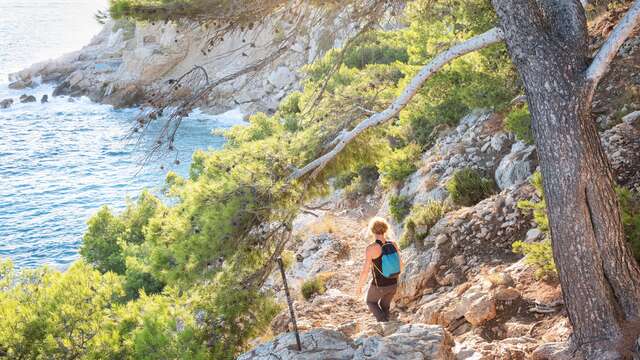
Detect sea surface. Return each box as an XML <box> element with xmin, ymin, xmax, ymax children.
<box><xmin>0</xmin><ymin>0</ymin><xmax>240</xmax><ymax>269</ymax></box>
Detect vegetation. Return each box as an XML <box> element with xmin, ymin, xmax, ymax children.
<box><xmin>400</xmin><ymin>201</ymin><xmax>448</xmax><ymax>249</ymax></box>
<box><xmin>389</xmin><ymin>195</ymin><xmax>412</xmax><ymax>223</ymax></box>
<box><xmin>617</xmin><ymin>187</ymin><xmax>640</xmax><ymax>262</ymax></box>
<box><xmin>516</xmin><ymin>172</ymin><xmax>548</xmax><ymax>232</ymax></box>
<box><xmin>514</xmin><ymin>172</ymin><xmax>640</xmax><ymax>279</ymax></box>
<box><xmin>512</xmin><ymin>240</ymin><xmax>556</xmax><ymax>280</ymax></box>
<box><xmin>300</xmin><ymin>273</ymin><xmax>332</xmax><ymax>300</ymax></box>
<box><xmin>1</xmin><ymin>0</ymin><xmax>536</xmax><ymax>357</ymax></box>
<box><xmin>446</xmin><ymin>168</ymin><xmax>497</xmax><ymax>207</ymax></box>
<box><xmin>378</xmin><ymin>144</ymin><xmax>421</xmax><ymax>188</ymax></box>
<box><xmin>504</xmin><ymin>104</ymin><xmax>534</xmax><ymax>145</ymax></box>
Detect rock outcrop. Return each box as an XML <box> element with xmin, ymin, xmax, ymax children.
<box><xmin>11</xmin><ymin>5</ymin><xmax>377</xmax><ymax>115</ymax></box>
<box><xmin>238</xmin><ymin>324</ymin><xmax>454</xmax><ymax>360</ymax></box>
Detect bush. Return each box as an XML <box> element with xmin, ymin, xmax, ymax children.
<box><xmin>512</xmin><ymin>240</ymin><xmax>556</xmax><ymax>279</ymax></box>
<box><xmin>378</xmin><ymin>144</ymin><xmax>421</xmax><ymax>188</ymax></box>
<box><xmin>389</xmin><ymin>195</ymin><xmax>412</xmax><ymax>223</ymax></box>
<box><xmin>446</xmin><ymin>168</ymin><xmax>497</xmax><ymax>206</ymax></box>
<box><xmin>514</xmin><ymin>175</ymin><xmax>640</xmax><ymax>278</ymax></box>
<box><xmin>343</xmin><ymin>166</ymin><xmax>379</xmax><ymax>200</ymax></box>
<box><xmin>280</xmin><ymin>250</ymin><xmax>295</xmax><ymax>271</ymax></box>
<box><xmin>400</xmin><ymin>201</ymin><xmax>448</xmax><ymax>249</ymax></box>
<box><xmin>517</xmin><ymin>172</ymin><xmax>548</xmax><ymax>232</ymax></box>
<box><xmin>301</xmin><ymin>273</ymin><xmax>332</xmax><ymax>300</ymax></box>
<box><xmin>617</xmin><ymin>187</ymin><xmax>640</xmax><ymax>261</ymax></box>
<box><xmin>504</xmin><ymin>104</ymin><xmax>534</xmax><ymax>145</ymax></box>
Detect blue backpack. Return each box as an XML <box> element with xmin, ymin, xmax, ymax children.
<box><xmin>379</xmin><ymin>242</ymin><xmax>401</xmax><ymax>278</ymax></box>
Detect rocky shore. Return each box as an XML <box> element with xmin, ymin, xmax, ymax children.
<box><xmin>6</xmin><ymin>5</ymin><xmax>373</xmax><ymax>116</ymax></box>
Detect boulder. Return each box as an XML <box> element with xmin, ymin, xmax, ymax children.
<box><xmin>238</xmin><ymin>328</ymin><xmax>355</xmax><ymax>360</ymax></box>
<box><xmin>601</xmin><ymin>122</ymin><xmax>640</xmax><ymax>189</ymax></box>
<box><xmin>19</xmin><ymin>94</ymin><xmax>36</xmax><ymax>103</ymax></box>
<box><xmin>40</xmin><ymin>95</ymin><xmax>48</xmax><ymax>103</ymax></box>
<box><xmin>355</xmin><ymin>324</ymin><xmax>455</xmax><ymax>359</ymax></box>
<box><xmin>531</xmin><ymin>342</ymin><xmax>575</xmax><ymax>360</ymax></box>
<box><xmin>464</xmin><ymin>295</ymin><xmax>496</xmax><ymax>326</ymax></box>
<box><xmin>622</xmin><ymin>110</ymin><xmax>640</xmax><ymax>127</ymax></box>
<box><xmin>0</xmin><ymin>98</ymin><xmax>13</xmax><ymax>109</ymax></box>
<box><xmin>239</xmin><ymin>324</ymin><xmax>454</xmax><ymax>360</ymax></box>
<box><xmin>495</xmin><ymin>141</ymin><xmax>537</xmax><ymax>190</ymax></box>
<box><xmin>8</xmin><ymin>78</ymin><xmax>32</xmax><ymax>90</ymax></box>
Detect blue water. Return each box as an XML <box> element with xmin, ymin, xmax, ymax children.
<box><xmin>0</xmin><ymin>0</ymin><xmax>240</xmax><ymax>269</ymax></box>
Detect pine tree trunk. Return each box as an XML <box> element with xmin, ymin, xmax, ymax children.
<box><xmin>492</xmin><ymin>0</ymin><xmax>640</xmax><ymax>357</ymax></box>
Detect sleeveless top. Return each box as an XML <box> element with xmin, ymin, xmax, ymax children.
<box><xmin>371</xmin><ymin>239</ymin><xmax>398</xmax><ymax>287</ymax></box>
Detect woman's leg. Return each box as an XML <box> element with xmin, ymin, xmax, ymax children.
<box><xmin>365</xmin><ymin>284</ymin><xmax>386</xmax><ymax>321</ymax></box>
<box><xmin>379</xmin><ymin>284</ymin><xmax>398</xmax><ymax>321</ymax></box>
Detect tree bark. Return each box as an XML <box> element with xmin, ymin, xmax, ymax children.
<box><xmin>492</xmin><ymin>0</ymin><xmax>640</xmax><ymax>357</ymax></box>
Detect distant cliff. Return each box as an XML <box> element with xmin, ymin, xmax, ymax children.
<box><xmin>10</xmin><ymin>7</ymin><xmax>367</xmax><ymax>116</ymax></box>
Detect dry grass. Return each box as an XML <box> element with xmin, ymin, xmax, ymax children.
<box><xmin>305</xmin><ymin>215</ymin><xmax>338</xmax><ymax>235</ymax></box>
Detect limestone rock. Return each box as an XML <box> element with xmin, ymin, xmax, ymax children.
<box><xmin>601</xmin><ymin>122</ymin><xmax>640</xmax><ymax>189</ymax></box>
<box><xmin>354</xmin><ymin>324</ymin><xmax>455</xmax><ymax>360</ymax></box>
<box><xmin>495</xmin><ymin>141</ymin><xmax>537</xmax><ymax>190</ymax></box>
<box><xmin>240</xmin><ymin>324</ymin><xmax>455</xmax><ymax>360</ymax></box>
<box><xmin>622</xmin><ymin>110</ymin><xmax>640</xmax><ymax>127</ymax></box>
<box><xmin>464</xmin><ymin>295</ymin><xmax>496</xmax><ymax>326</ymax></box>
<box><xmin>19</xmin><ymin>94</ymin><xmax>36</xmax><ymax>103</ymax></box>
<box><xmin>0</xmin><ymin>98</ymin><xmax>13</xmax><ymax>109</ymax></box>
<box><xmin>8</xmin><ymin>78</ymin><xmax>32</xmax><ymax>90</ymax></box>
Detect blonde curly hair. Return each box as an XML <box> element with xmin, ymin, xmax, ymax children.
<box><xmin>368</xmin><ymin>217</ymin><xmax>389</xmax><ymax>236</ymax></box>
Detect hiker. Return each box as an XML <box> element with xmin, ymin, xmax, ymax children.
<box><xmin>356</xmin><ymin>217</ymin><xmax>403</xmax><ymax>322</ymax></box>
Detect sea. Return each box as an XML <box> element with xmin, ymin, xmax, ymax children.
<box><xmin>0</xmin><ymin>0</ymin><xmax>240</xmax><ymax>269</ymax></box>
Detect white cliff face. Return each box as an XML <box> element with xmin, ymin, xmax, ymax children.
<box><xmin>11</xmin><ymin>5</ymin><xmax>364</xmax><ymax>115</ymax></box>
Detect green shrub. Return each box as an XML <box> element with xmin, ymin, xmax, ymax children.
<box><xmin>400</xmin><ymin>201</ymin><xmax>448</xmax><ymax>249</ymax></box>
<box><xmin>517</xmin><ymin>172</ymin><xmax>548</xmax><ymax>232</ymax></box>
<box><xmin>512</xmin><ymin>240</ymin><xmax>556</xmax><ymax>280</ymax></box>
<box><xmin>446</xmin><ymin>168</ymin><xmax>497</xmax><ymax>206</ymax></box>
<box><xmin>280</xmin><ymin>250</ymin><xmax>295</xmax><ymax>271</ymax></box>
<box><xmin>504</xmin><ymin>104</ymin><xmax>534</xmax><ymax>145</ymax></box>
<box><xmin>514</xmin><ymin>175</ymin><xmax>640</xmax><ymax>278</ymax></box>
<box><xmin>342</xmin><ymin>166</ymin><xmax>379</xmax><ymax>200</ymax></box>
<box><xmin>343</xmin><ymin>32</ymin><xmax>409</xmax><ymax>69</ymax></box>
<box><xmin>389</xmin><ymin>195</ymin><xmax>412</xmax><ymax>223</ymax></box>
<box><xmin>617</xmin><ymin>187</ymin><xmax>640</xmax><ymax>262</ymax></box>
<box><xmin>378</xmin><ymin>144</ymin><xmax>421</xmax><ymax>188</ymax></box>
<box><xmin>301</xmin><ymin>273</ymin><xmax>332</xmax><ymax>300</ymax></box>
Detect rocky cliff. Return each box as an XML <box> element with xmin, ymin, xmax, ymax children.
<box><xmin>9</xmin><ymin>5</ymin><xmax>371</xmax><ymax>115</ymax></box>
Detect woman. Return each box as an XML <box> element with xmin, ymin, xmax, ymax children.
<box><xmin>356</xmin><ymin>217</ymin><xmax>402</xmax><ymax>322</ymax></box>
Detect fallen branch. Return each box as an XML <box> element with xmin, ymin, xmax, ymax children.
<box><xmin>289</xmin><ymin>27</ymin><xmax>504</xmax><ymax>181</ymax></box>
<box><xmin>585</xmin><ymin>0</ymin><xmax>640</xmax><ymax>92</ymax></box>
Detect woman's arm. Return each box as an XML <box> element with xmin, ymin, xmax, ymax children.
<box><xmin>356</xmin><ymin>246</ymin><xmax>372</xmax><ymax>295</ymax></box>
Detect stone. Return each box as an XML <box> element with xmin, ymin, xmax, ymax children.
<box><xmin>495</xmin><ymin>142</ymin><xmax>536</xmax><ymax>190</ymax></box>
<box><xmin>240</xmin><ymin>324</ymin><xmax>455</xmax><ymax>360</ymax></box>
<box><xmin>9</xmin><ymin>78</ymin><xmax>32</xmax><ymax>90</ymax></box>
<box><xmin>494</xmin><ymin>287</ymin><xmax>521</xmax><ymax>302</ymax></box>
<box><xmin>354</xmin><ymin>324</ymin><xmax>454</xmax><ymax>360</ymax></box>
<box><xmin>19</xmin><ymin>94</ymin><xmax>36</xmax><ymax>103</ymax></box>
<box><xmin>525</xmin><ymin>228</ymin><xmax>543</xmax><ymax>243</ymax></box>
<box><xmin>490</xmin><ymin>132</ymin><xmax>509</xmax><ymax>152</ymax></box>
<box><xmin>0</xmin><ymin>98</ymin><xmax>13</xmax><ymax>109</ymax></box>
<box><xmin>40</xmin><ymin>95</ymin><xmax>49</xmax><ymax>103</ymax></box>
<box><xmin>531</xmin><ymin>342</ymin><xmax>574</xmax><ymax>360</ymax></box>
<box><xmin>464</xmin><ymin>295</ymin><xmax>496</xmax><ymax>326</ymax></box>
<box><xmin>622</xmin><ymin>110</ymin><xmax>640</xmax><ymax>127</ymax></box>
<box><xmin>268</xmin><ymin>66</ymin><xmax>297</xmax><ymax>89</ymax></box>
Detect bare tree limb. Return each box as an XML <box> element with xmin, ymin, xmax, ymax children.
<box><xmin>289</xmin><ymin>27</ymin><xmax>505</xmax><ymax>181</ymax></box>
<box><xmin>585</xmin><ymin>0</ymin><xmax>640</xmax><ymax>91</ymax></box>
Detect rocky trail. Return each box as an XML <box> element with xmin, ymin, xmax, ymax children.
<box><xmin>241</xmin><ymin>104</ymin><xmax>640</xmax><ymax>359</ymax></box>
